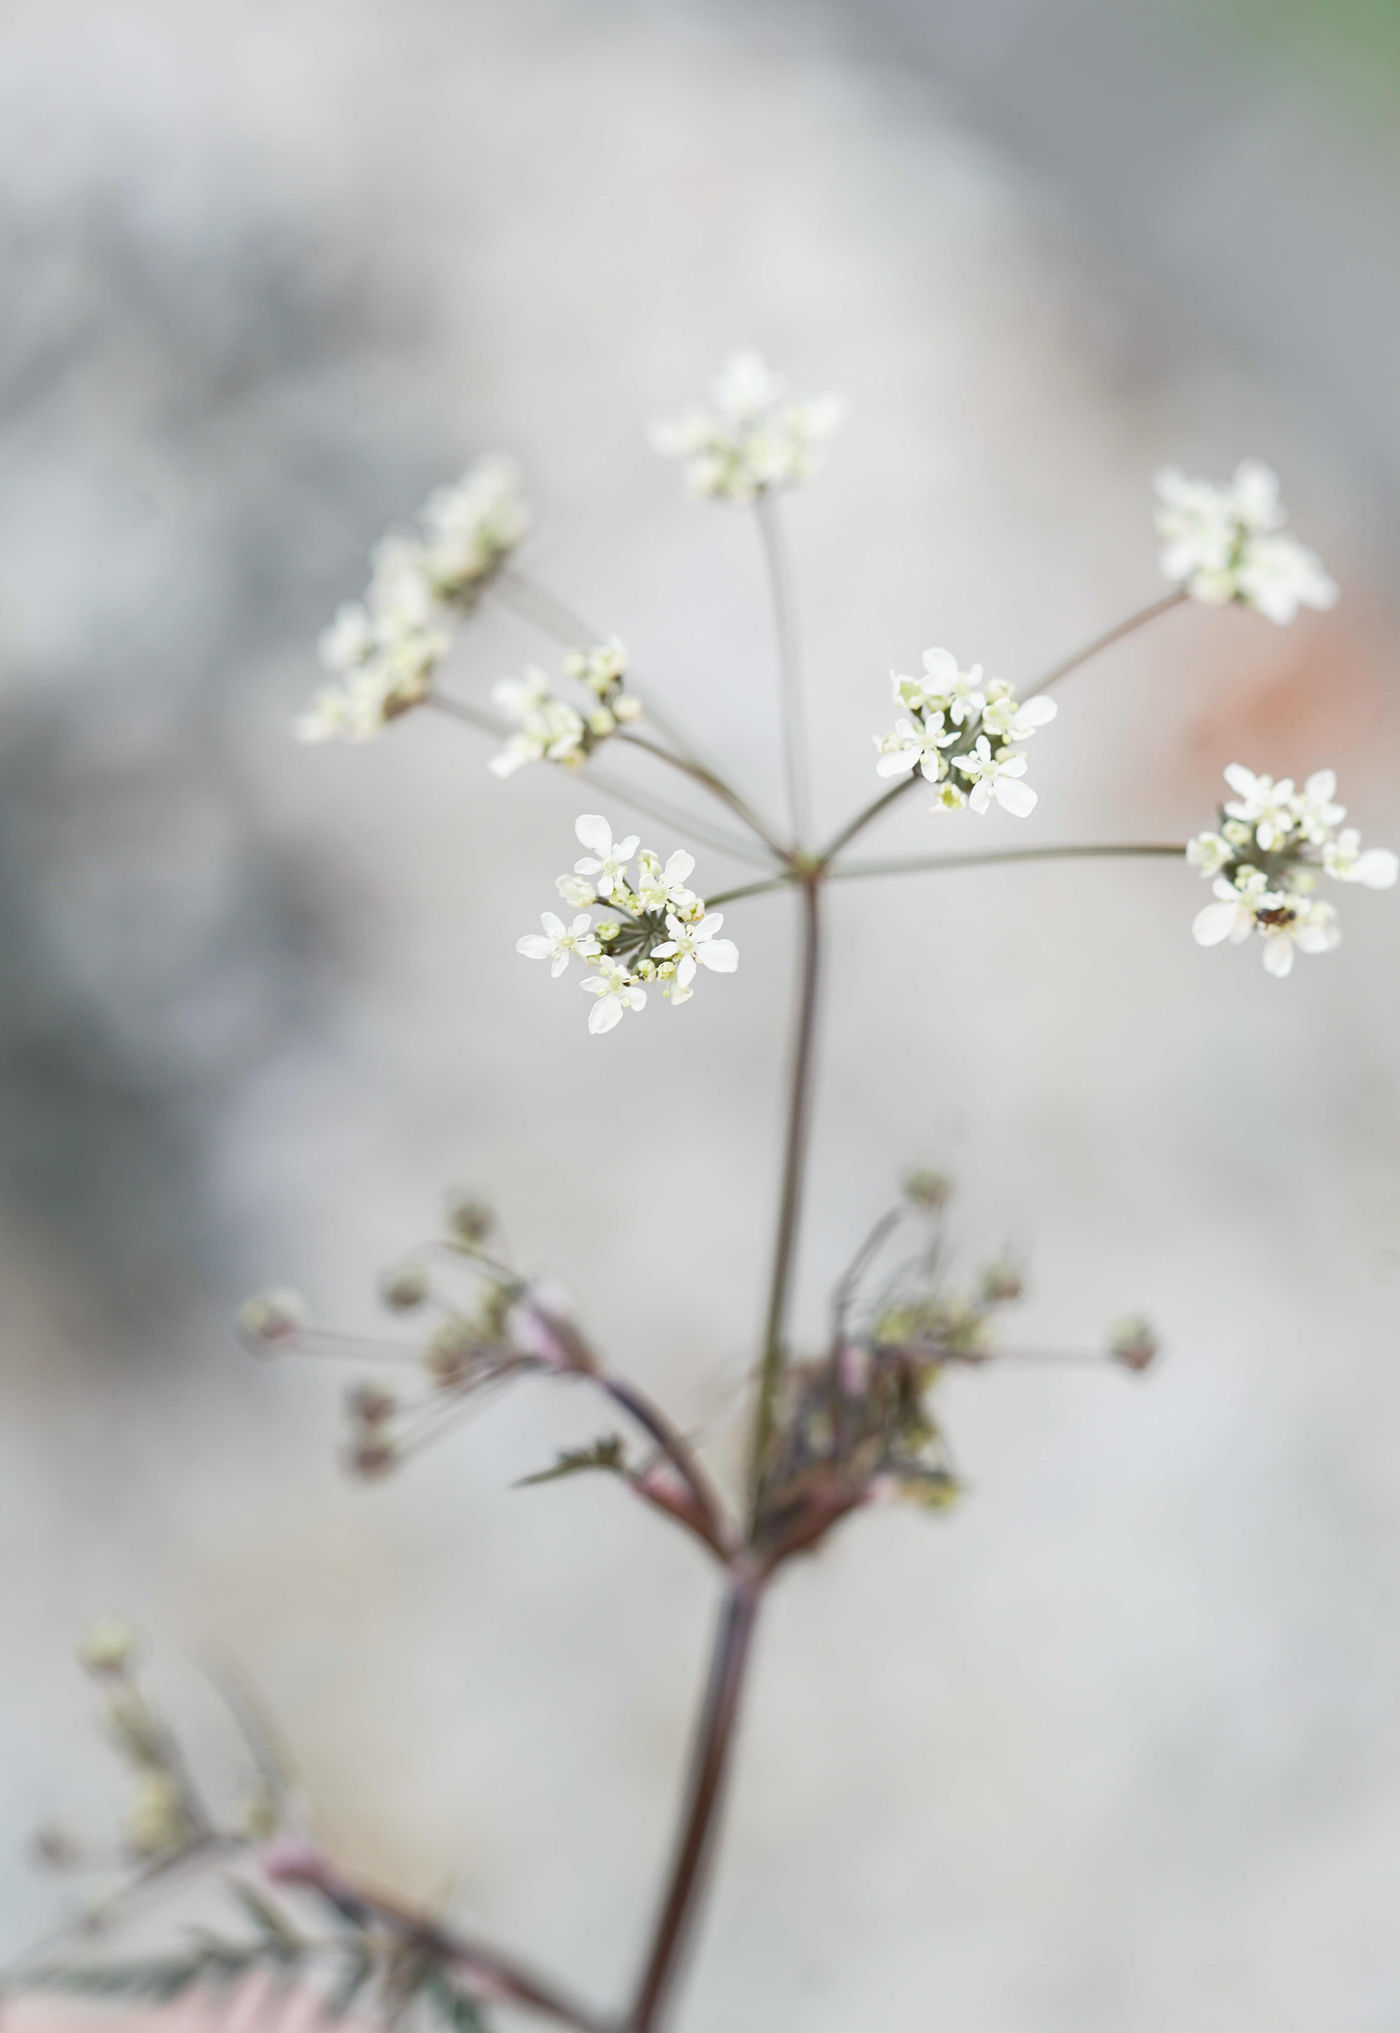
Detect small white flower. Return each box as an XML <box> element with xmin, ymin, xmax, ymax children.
<box><xmin>556</xmin><ymin>873</ymin><xmax>598</xmax><ymax>907</ymax></box>
<box><xmin>1186</xmin><ymin>831</ymin><xmax>1233</xmax><ymax>877</ymax></box>
<box><xmin>929</xmin><ymin>780</ymin><xmax>968</xmax><ymax>813</ymax></box>
<box><xmin>1235</xmin><ymin>534</ymin><xmax>1338</xmax><ymax>626</ymax></box>
<box><xmin>652</xmin><ymin>352</ymin><xmax>843</xmax><ymax>504</ymax></box>
<box><xmin>490</xmin><ymin>669</ymin><xmax>587</xmax><ymax>776</ymax></box>
<box><xmin>517</xmin><ymin>912</ymin><xmax>600</xmax><ymax>978</ymax></box>
<box><xmin>1324</xmin><ymin>829</ymin><xmax>1399</xmax><ymax>888</ymax></box>
<box><xmin>979</xmin><ymin>684</ymin><xmax>1057</xmax><ymax>744</ymax></box>
<box><xmin>874</xmin><ymin>714</ymin><xmax>955</xmax><ymax>783</ymax></box>
<box><xmin>563</xmin><ymin>636</ymin><xmax>629</xmax><ymax>698</ymax></box>
<box><xmin>1289</xmin><ymin>768</ymin><xmax>1346</xmax><ymax>844</ymax></box>
<box><xmin>632</xmin><ymin>848</ymin><xmax>698</xmax><ymax>916</ymax></box>
<box><xmin>1153</xmin><ymin>460</ymin><xmax>1336</xmax><ymax>622</ymax></box>
<box><xmin>651</xmin><ymin>911</ymin><xmax>740</xmax><ymax>1002</ymax></box>
<box><xmin>1193</xmin><ymin>871</ymin><xmax>1269</xmax><ymax>949</ymax></box>
<box><xmin>573</xmin><ymin>814</ymin><xmax>640</xmax><ymax>898</ymax></box>
<box><xmin>318</xmin><ymin>602</ymin><xmax>374</xmax><ymax>674</ymax></box>
<box><xmin>955</xmin><ymin>736</ymin><xmax>1036</xmax><ymax>817</ymax></box>
<box><xmin>1222</xmin><ymin>764</ymin><xmax>1298</xmax><ymax>851</ymax></box>
<box><xmin>420</xmin><ymin>455</ymin><xmax>531</xmax><ymax>598</ymax></box>
<box><xmin>898</xmin><ymin>647</ymin><xmax>986</xmax><ymax>724</ymax></box>
<box><xmin>581</xmin><ymin>960</ymin><xmax>647</xmax><ymax>1035</ymax></box>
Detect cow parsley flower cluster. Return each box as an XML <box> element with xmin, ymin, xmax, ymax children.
<box><xmin>518</xmin><ymin>815</ymin><xmax>739</xmax><ymax>1033</ymax></box>
<box><xmin>651</xmin><ymin>350</ymin><xmax>844</xmax><ymax>504</ymax></box>
<box><xmin>490</xmin><ymin>638</ymin><xmax>642</xmax><ymax>777</ymax></box>
<box><xmin>298</xmin><ymin>456</ymin><xmax>530</xmax><ymax>742</ymax></box>
<box><xmin>1154</xmin><ymin>460</ymin><xmax>1337</xmax><ymax>624</ymax></box>
<box><xmin>873</xmin><ymin>648</ymin><xmax>1057</xmax><ymax>816</ymax></box>
<box><xmin>1189</xmin><ymin>764</ymin><xmax>1398</xmax><ymax>976</ymax></box>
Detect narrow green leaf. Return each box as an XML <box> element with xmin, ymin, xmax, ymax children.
<box><xmin>515</xmin><ymin>1435</ymin><xmax>627</xmax><ymax>1487</ymax></box>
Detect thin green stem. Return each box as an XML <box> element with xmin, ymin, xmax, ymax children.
<box><xmin>755</xmin><ymin>490</ymin><xmax>811</xmax><ymax>846</ymax></box>
<box><xmin>747</xmin><ymin>874</ymin><xmax>824</xmax><ymax>1531</ymax></box>
<box><xmin>616</xmin><ymin>728</ymin><xmax>792</xmax><ymax>862</ymax></box>
<box><xmin>830</xmin><ymin>842</ymin><xmax>1186</xmax><ymax>884</ymax></box>
<box><xmin>428</xmin><ymin>694</ymin><xmax>771</xmax><ymax>866</ymax></box>
<box><xmin>818</xmin><ymin>773</ymin><xmax>917</xmax><ymax>864</ymax></box>
<box><xmin>818</xmin><ymin>588</ymin><xmax>1190</xmax><ymax>865</ymax></box>
<box><xmin>1027</xmin><ymin>586</ymin><xmax>1189</xmax><ymax>697</ymax></box>
<box><xmin>493</xmin><ymin>566</ymin><xmax>734</xmax><ymax>786</ymax></box>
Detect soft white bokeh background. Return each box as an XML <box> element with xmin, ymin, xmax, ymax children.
<box><xmin>3</xmin><ymin>4</ymin><xmax>1399</xmax><ymax>2029</ymax></box>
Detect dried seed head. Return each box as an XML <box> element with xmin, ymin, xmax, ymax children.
<box><xmin>1109</xmin><ymin>1314</ymin><xmax>1159</xmax><ymax>1372</ymax></box>
<box><xmin>380</xmin><ymin>1261</ymin><xmax>431</xmax><ymax>1311</ymax></box>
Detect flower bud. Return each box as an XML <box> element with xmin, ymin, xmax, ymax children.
<box><xmin>444</xmin><ymin>1189</ymin><xmax>493</xmax><ymax>1248</ymax></box>
<box><xmin>980</xmin><ymin>1259</ymin><xmax>1023</xmax><ymax>1304</ymax></box>
<box><xmin>237</xmin><ymin>1288</ymin><xmax>306</xmax><ymax>1349</ymax></box>
<box><xmin>78</xmin><ymin>1615</ymin><xmax>138</xmax><ymax>1676</ymax></box>
<box><xmin>126</xmin><ymin>1771</ymin><xmax>193</xmax><ymax>1857</ymax></box>
<box><xmin>347</xmin><ymin>1382</ymin><xmax>397</xmax><ymax>1428</ymax></box>
<box><xmin>31</xmin><ymin>1822</ymin><xmax>82</xmax><ymax>1870</ymax></box>
<box><xmin>1109</xmin><ymin>1314</ymin><xmax>1159</xmax><ymax>1372</ymax></box>
<box><xmin>380</xmin><ymin>1261</ymin><xmax>430</xmax><ymax>1311</ymax></box>
<box><xmin>349</xmin><ymin>1436</ymin><xmax>398</xmax><ymax>1480</ymax></box>
<box><xmin>425</xmin><ymin>1316</ymin><xmax>478</xmax><ymax>1387</ymax></box>
<box><xmin>904</xmin><ymin>1169</ymin><xmax>953</xmax><ymax>1210</ymax></box>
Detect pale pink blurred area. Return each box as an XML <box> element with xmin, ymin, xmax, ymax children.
<box><xmin>4</xmin><ymin>2</ymin><xmax>1400</xmax><ymax>2030</ymax></box>
<box><xmin>7</xmin><ymin>1984</ymin><xmax>374</xmax><ymax>2033</ymax></box>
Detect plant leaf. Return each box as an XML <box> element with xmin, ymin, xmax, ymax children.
<box><xmin>515</xmin><ymin>1436</ymin><xmax>627</xmax><ymax>1487</ymax></box>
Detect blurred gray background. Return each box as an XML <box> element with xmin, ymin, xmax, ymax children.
<box><xmin>4</xmin><ymin>1</ymin><xmax>1400</xmax><ymax>2028</ymax></box>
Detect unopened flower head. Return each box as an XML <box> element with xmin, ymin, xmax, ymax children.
<box><xmin>875</xmin><ymin>650</ymin><xmax>1055</xmax><ymax>818</ymax></box>
<box><xmin>1154</xmin><ymin>461</ymin><xmax>1337</xmax><ymax>623</ymax></box>
<box><xmin>490</xmin><ymin>640</ymin><xmax>640</xmax><ymax>777</ymax></box>
<box><xmin>300</xmin><ymin>456</ymin><xmax>530</xmax><ymax>743</ymax></box>
<box><xmin>1189</xmin><ymin>764</ymin><xmax>1396</xmax><ymax>975</ymax></box>
<box><xmin>78</xmin><ymin>1616</ymin><xmax>139</xmax><ymax>1676</ymax></box>
<box><xmin>518</xmin><ymin>815</ymin><xmax>738</xmax><ymax>1033</ymax></box>
<box><xmin>652</xmin><ymin>351</ymin><xmax>843</xmax><ymax>505</ymax></box>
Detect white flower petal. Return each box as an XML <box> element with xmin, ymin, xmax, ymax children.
<box><xmin>574</xmin><ymin>814</ymin><xmax>612</xmax><ymax>856</ymax></box>
<box><xmin>1193</xmin><ymin>900</ymin><xmax>1242</xmax><ymax>948</ymax></box>
<box><xmin>697</xmin><ymin>939</ymin><xmax>739</xmax><ymax>973</ymax></box>
<box><xmin>1262</xmin><ymin>936</ymin><xmax>1295</xmax><ymax>977</ymax></box>
<box><xmin>994</xmin><ymin>777</ymin><xmax>1037</xmax><ymax>817</ymax></box>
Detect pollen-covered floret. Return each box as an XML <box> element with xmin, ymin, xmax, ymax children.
<box><xmin>652</xmin><ymin>351</ymin><xmax>843</xmax><ymax>505</ymax></box>
<box><xmin>518</xmin><ymin>815</ymin><xmax>739</xmax><ymax>1034</ymax></box>
<box><xmin>1154</xmin><ymin>461</ymin><xmax>1336</xmax><ymax>623</ymax></box>
<box><xmin>299</xmin><ymin>456</ymin><xmax>530</xmax><ymax>743</ymax></box>
<box><xmin>874</xmin><ymin>648</ymin><xmax>1056</xmax><ymax>817</ymax></box>
<box><xmin>1188</xmin><ymin>764</ymin><xmax>1396</xmax><ymax>976</ymax></box>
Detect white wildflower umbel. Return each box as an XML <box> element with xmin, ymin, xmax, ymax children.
<box><xmin>652</xmin><ymin>351</ymin><xmax>843</xmax><ymax>505</ymax></box>
<box><xmin>1154</xmin><ymin>461</ymin><xmax>1337</xmax><ymax>623</ymax></box>
<box><xmin>1188</xmin><ymin>764</ymin><xmax>1396</xmax><ymax>976</ymax></box>
<box><xmin>518</xmin><ymin>816</ymin><xmax>739</xmax><ymax>1033</ymax></box>
<box><xmin>299</xmin><ymin>456</ymin><xmax>530</xmax><ymax>743</ymax></box>
<box><xmin>875</xmin><ymin>650</ymin><xmax>1056</xmax><ymax>818</ymax></box>
<box><xmin>490</xmin><ymin>640</ymin><xmax>640</xmax><ymax>778</ymax></box>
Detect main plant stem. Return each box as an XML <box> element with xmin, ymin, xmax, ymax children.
<box><xmin>627</xmin><ymin>1576</ymin><xmax>763</xmax><ymax>2033</ymax></box>
<box><xmin>626</xmin><ymin>871</ymin><xmax>825</xmax><ymax>2031</ymax></box>
<box><xmin>749</xmin><ymin>872</ymin><xmax>825</xmax><ymax>1528</ymax></box>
